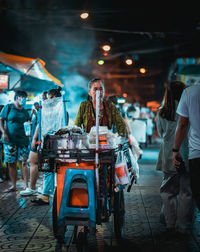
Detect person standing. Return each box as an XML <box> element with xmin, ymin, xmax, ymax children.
<box><xmin>173</xmin><ymin>84</ymin><xmax>200</xmax><ymax>212</ymax></box>
<box><xmin>156</xmin><ymin>81</ymin><xmax>194</xmax><ymax>234</ymax></box>
<box><xmin>146</xmin><ymin>110</ymin><xmax>154</xmax><ymax>146</ymax></box>
<box><xmin>30</xmin><ymin>88</ymin><xmax>64</xmax><ymax>204</ymax></box>
<box><xmin>30</xmin><ymin>102</ymin><xmax>39</xmax><ymax>121</ymax></box>
<box><xmin>20</xmin><ymin>92</ymin><xmax>47</xmax><ymax>196</ymax></box>
<box><xmin>0</xmin><ymin>90</ymin><xmax>30</xmax><ymax>192</ymax></box>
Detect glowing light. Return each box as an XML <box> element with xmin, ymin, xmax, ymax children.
<box><xmin>117</xmin><ymin>98</ymin><xmax>126</xmax><ymax>104</ymax></box>
<box><xmin>125</xmin><ymin>59</ymin><xmax>133</xmax><ymax>65</ymax></box>
<box><xmin>123</xmin><ymin>93</ymin><xmax>127</xmax><ymax>98</ymax></box>
<box><xmin>139</xmin><ymin>67</ymin><xmax>146</xmax><ymax>74</ymax></box>
<box><xmin>80</xmin><ymin>12</ymin><xmax>89</xmax><ymax>19</ymax></box>
<box><xmin>102</xmin><ymin>45</ymin><xmax>111</xmax><ymax>52</ymax></box>
<box><xmin>98</xmin><ymin>60</ymin><xmax>104</xmax><ymax>65</ymax></box>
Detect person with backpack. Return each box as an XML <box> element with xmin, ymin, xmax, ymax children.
<box><xmin>0</xmin><ymin>90</ymin><xmax>31</xmax><ymax>192</ymax></box>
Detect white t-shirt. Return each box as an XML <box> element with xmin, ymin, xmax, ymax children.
<box><xmin>176</xmin><ymin>85</ymin><xmax>200</xmax><ymax>159</ymax></box>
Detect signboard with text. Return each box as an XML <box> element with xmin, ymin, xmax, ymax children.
<box><xmin>0</xmin><ymin>74</ymin><xmax>9</xmax><ymax>89</ymax></box>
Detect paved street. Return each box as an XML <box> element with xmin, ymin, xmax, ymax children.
<box><xmin>0</xmin><ymin>143</ymin><xmax>200</xmax><ymax>252</ymax></box>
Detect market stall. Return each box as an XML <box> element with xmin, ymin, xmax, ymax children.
<box><xmin>170</xmin><ymin>57</ymin><xmax>200</xmax><ymax>86</ymax></box>
<box><xmin>0</xmin><ymin>51</ymin><xmax>63</xmax><ymax>93</ymax></box>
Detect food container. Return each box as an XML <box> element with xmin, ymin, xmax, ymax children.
<box><xmin>43</xmin><ymin>133</ymin><xmax>90</xmax><ymax>150</ymax></box>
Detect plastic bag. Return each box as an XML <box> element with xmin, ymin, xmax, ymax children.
<box><xmin>41</xmin><ymin>97</ymin><xmax>66</xmax><ymax>137</ymax></box>
<box><xmin>128</xmin><ymin>134</ymin><xmax>143</xmax><ymax>160</ymax></box>
<box><xmin>89</xmin><ymin>126</ymin><xmax>118</xmax><ymax>149</ymax></box>
<box><xmin>127</xmin><ymin>148</ymin><xmax>140</xmax><ymax>182</ymax></box>
<box><xmin>115</xmin><ymin>150</ymin><xmax>130</xmax><ymax>185</ymax></box>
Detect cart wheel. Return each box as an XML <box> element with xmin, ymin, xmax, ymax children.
<box><xmin>52</xmin><ymin>187</ymin><xmax>65</xmax><ymax>242</ymax></box>
<box><xmin>114</xmin><ymin>189</ymin><xmax>125</xmax><ymax>242</ymax></box>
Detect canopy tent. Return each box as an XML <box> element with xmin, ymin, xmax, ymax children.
<box><xmin>0</xmin><ymin>52</ymin><xmax>63</xmax><ymax>92</ymax></box>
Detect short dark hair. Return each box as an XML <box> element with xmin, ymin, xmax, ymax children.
<box><xmin>14</xmin><ymin>90</ymin><xmax>28</xmax><ymax>100</ymax></box>
<box><xmin>47</xmin><ymin>88</ymin><xmax>61</xmax><ymax>97</ymax></box>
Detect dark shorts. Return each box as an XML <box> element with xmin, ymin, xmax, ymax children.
<box><xmin>3</xmin><ymin>144</ymin><xmax>29</xmax><ymax>164</ymax></box>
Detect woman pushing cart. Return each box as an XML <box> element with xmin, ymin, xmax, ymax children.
<box><xmin>38</xmin><ymin>78</ymin><xmax>137</xmax><ymax>251</ymax></box>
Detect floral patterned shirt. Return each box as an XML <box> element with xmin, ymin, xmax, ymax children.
<box><xmin>75</xmin><ymin>99</ymin><xmax>128</xmax><ymax>137</ymax></box>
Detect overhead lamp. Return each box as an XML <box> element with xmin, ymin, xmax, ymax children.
<box><xmin>98</xmin><ymin>60</ymin><xmax>104</xmax><ymax>65</ymax></box>
<box><xmin>80</xmin><ymin>12</ymin><xmax>89</xmax><ymax>19</ymax></box>
<box><xmin>139</xmin><ymin>67</ymin><xmax>146</xmax><ymax>74</ymax></box>
<box><xmin>123</xmin><ymin>93</ymin><xmax>127</xmax><ymax>98</ymax></box>
<box><xmin>102</xmin><ymin>44</ymin><xmax>111</xmax><ymax>52</ymax></box>
<box><xmin>125</xmin><ymin>58</ymin><xmax>133</xmax><ymax>65</ymax></box>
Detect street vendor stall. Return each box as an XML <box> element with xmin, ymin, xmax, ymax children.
<box><xmin>0</xmin><ymin>51</ymin><xmax>63</xmax><ymax>93</ymax></box>
<box><xmin>170</xmin><ymin>57</ymin><xmax>200</xmax><ymax>86</ymax></box>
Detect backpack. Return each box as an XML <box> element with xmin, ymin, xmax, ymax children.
<box><xmin>6</xmin><ymin>104</ymin><xmax>12</xmax><ymax>118</ymax></box>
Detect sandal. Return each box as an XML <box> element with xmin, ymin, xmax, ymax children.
<box><xmin>31</xmin><ymin>198</ymin><xmax>49</xmax><ymax>205</ymax></box>
<box><xmin>4</xmin><ymin>187</ymin><xmax>17</xmax><ymax>193</ymax></box>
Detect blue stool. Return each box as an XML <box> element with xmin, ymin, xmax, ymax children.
<box><xmin>58</xmin><ymin>166</ymin><xmax>96</xmax><ymax>230</ymax></box>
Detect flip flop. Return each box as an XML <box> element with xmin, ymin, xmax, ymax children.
<box><xmin>4</xmin><ymin>187</ymin><xmax>17</xmax><ymax>193</ymax></box>
<box><xmin>31</xmin><ymin>198</ymin><xmax>49</xmax><ymax>205</ymax></box>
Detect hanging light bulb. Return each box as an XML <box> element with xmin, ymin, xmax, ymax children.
<box><xmin>80</xmin><ymin>12</ymin><xmax>89</xmax><ymax>19</ymax></box>
<box><xmin>98</xmin><ymin>60</ymin><xmax>104</xmax><ymax>65</ymax></box>
<box><xmin>125</xmin><ymin>58</ymin><xmax>133</xmax><ymax>65</ymax></box>
<box><xmin>102</xmin><ymin>44</ymin><xmax>111</xmax><ymax>52</ymax></box>
<box><xmin>139</xmin><ymin>67</ymin><xmax>146</xmax><ymax>74</ymax></box>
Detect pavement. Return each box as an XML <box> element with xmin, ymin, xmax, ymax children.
<box><xmin>0</xmin><ymin>142</ymin><xmax>200</xmax><ymax>252</ymax></box>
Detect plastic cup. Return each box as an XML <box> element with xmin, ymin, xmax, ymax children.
<box><xmin>24</xmin><ymin>121</ymin><xmax>31</xmax><ymax>136</ymax></box>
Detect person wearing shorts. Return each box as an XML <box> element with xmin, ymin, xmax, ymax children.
<box><xmin>0</xmin><ymin>90</ymin><xmax>30</xmax><ymax>192</ymax></box>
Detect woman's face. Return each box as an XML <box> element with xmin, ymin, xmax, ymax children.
<box><xmin>89</xmin><ymin>81</ymin><xmax>105</xmax><ymax>103</ymax></box>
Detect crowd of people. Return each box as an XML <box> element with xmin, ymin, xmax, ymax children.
<box><xmin>0</xmin><ymin>77</ymin><xmax>200</xmax><ymax>238</ymax></box>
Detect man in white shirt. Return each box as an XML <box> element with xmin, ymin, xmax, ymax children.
<box><xmin>173</xmin><ymin>85</ymin><xmax>200</xmax><ymax>211</ymax></box>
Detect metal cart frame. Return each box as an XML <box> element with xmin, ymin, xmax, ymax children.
<box><xmin>38</xmin><ymin>145</ymin><xmax>128</xmax><ymax>250</ymax></box>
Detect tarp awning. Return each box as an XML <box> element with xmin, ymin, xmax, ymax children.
<box><xmin>0</xmin><ymin>52</ymin><xmax>63</xmax><ymax>87</ymax></box>
<box><xmin>173</xmin><ymin>57</ymin><xmax>200</xmax><ymax>86</ymax></box>
<box><xmin>176</xmin><ymin>65</ymin><xmax>200</xmax><ymax>75</ymax></box>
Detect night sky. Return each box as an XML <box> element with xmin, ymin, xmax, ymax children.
<box><xmin>1</xmin><ymin>1</ymin><xmax>200</xmax><ymax>117</ymax></box>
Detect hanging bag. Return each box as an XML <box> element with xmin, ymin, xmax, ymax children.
<box><xmin>115</xmin><ymin>150</ymin><xmax>130</xmax><ymax>185</ymax></box>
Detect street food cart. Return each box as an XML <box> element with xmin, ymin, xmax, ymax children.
<box><xmin>37</xmin><ymin>92</ymin><xmax>137</xmax><ymax>251</ymax></box>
